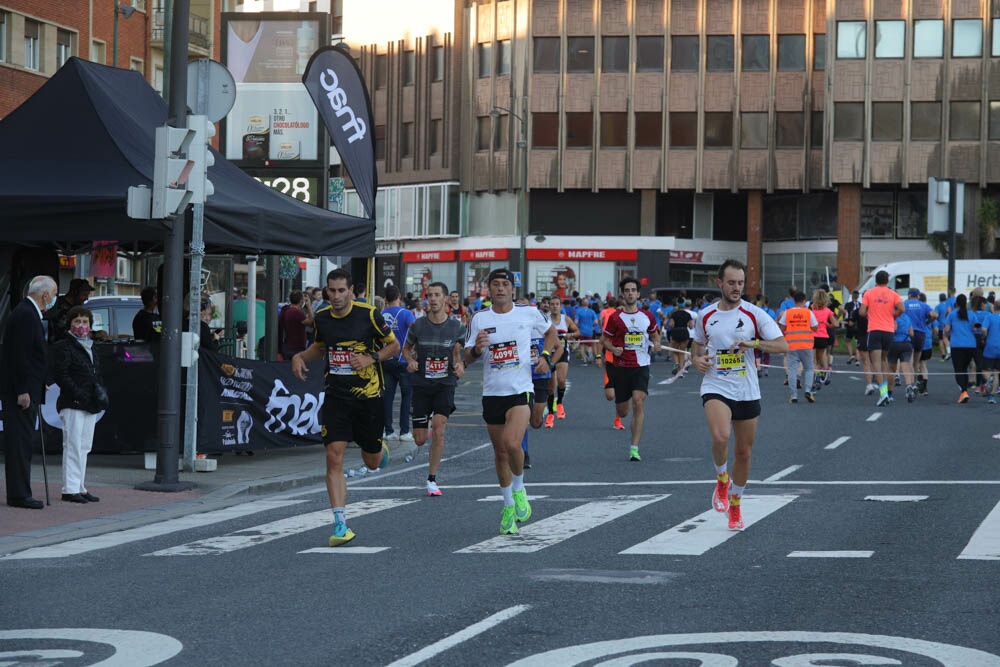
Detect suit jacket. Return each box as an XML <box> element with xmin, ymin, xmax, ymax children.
<box><xmin>0</xmin><ymin>298</ymin><xmax>48</xmax><ymax>403</ymax></box>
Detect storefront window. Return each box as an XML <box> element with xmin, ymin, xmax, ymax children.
<box><xmin>896</xmin><ymin>190</ymin><xmax>927</xmax><ymax>239</ymax></box>
<box><xmin>529</xmin><ymin>261</ymin><xmax>617</xmax><ymax>301</ymax></box>
<box><xmin>860</xmin><ymin>191</ymin><xmax>894</xmax><ymax>238</ymax></box>
<box><xmin>405</xmin><ymin>263</ymin><xmax>457</xmax><ymax>301</ymax></box>
<box><xmin>763</xmin><ymin>252</ymin><xmax>840</xmax><ymax>304</ymax></box>
<box><xmin>797</xmin><ymin>192</ymin><xmax>838</xmax><ymax>239</ymax></box>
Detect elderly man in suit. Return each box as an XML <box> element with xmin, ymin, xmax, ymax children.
<box><xmin>2</xmin><ymin>275</ymin><xmax>58</xmax><ymax>509</ymax></box>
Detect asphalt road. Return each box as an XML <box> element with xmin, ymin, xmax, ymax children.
<box><xmin>2</xmin><ymin>354</ymin><xmax>999</xmax><ymax>666</ymax></box>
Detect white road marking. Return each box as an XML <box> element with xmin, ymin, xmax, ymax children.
<box><xmin>620</xmin><ymin>495</ymin><xmax>797</xmax><ymax>556</ymax></box>
<box><xmin>958</xmin><ymin>500</ymin><xmax>1000</xmax><ymax>560</ymax></box>
<box><xmin>146</xmin><ymin>498</ymin><xmax>417</xmax><ymax>556</ymax></box>
<box><xmin>1</xmin><ymin>500</ymin><xmax>304</xmax><ymax>560</ymax></box>
<box><xmin>787</xmin><ymin>550</ymin><xmax>874</xmax><ymax>558</ymax></box>
<box><xmin>457</xmin><ymin>495</ymin><xmax>668</xmax><ymax>554</ymax></box>
<box><xmin>865</xmin><ymin>495</ymin><xmax>928</xmax><ymax>502</ymax></box>
<box><xmin>385</xmin><ymin>605</ymin><xmax>531</xmax><ymax>667</ymax></box>
<box><xmin>825</xmin><ymin>436</ymin><xmax>851</xmax><ymax>450</ymax></box>
<box><xmin>350</xmin><ymin>479</ymin><xmax>1000</xmax><ymax>490</ymax></box>
<box><xmin>763</xmin><ymin>466</ymin><xmax>801</xmax><ymax>482</ymax></box>
<box><xmin>867</xmin><ymin>412</ymin><xmax>883</xmax><ymax>422</ymax></box>
<box><xmin>299</xmin><ymin>546</ymin><xmax>391</xmax><ymax>554</ymax></box>
<box><xmin>476</xmin><ymin>495</ymin><xmax>549</xmax><ymax>502</ymax></box>
<box><xmin>0</xmin><ymin>629</ymin><xmax>183</xmax><ymax>666</ymax></box>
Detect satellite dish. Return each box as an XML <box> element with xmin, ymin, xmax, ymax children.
<box><xmin>187</xmin><ymin>59</ymin><xmax>236</xmax><ymax>123</ymax></box>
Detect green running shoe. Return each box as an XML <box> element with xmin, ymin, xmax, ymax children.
<box><xmin>512</xmin><ymin>489</ymin><xmax>532</xmax><ymax>522</ymax></box>
<box><xmin>500</xmin><ymin>505</ymin><xmax>518</xmax><ymax>534</ymax></box>
<box><xmin>629</xmin><ymin>446</ymin><xmax>641</xmax><ymax>462</ymax></box>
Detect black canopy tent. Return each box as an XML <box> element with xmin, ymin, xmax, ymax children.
<box><xmin>0</xmin><ymin>57</ymin><xmax>374</xmax><ymax>257</ymax></box>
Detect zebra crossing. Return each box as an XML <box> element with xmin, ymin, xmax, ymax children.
<box><xmin>2</xmin><ymin>488</ymin><xmax>999</xmax><ymax>562</ymax></box>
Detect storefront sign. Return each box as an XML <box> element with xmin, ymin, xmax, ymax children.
<box><xmin>527</xmin><ymin>249</ymin><xmax>638</xmax><ymax>261</ymax></box>
<box><xmin>460</xmin><ymin>249</ymin><xmax>510</xmax><ymax>261</ymax></box>
<box><xmin>402</xmin><ymin>250</ymin><xmax>458</xmax><ymax>262</ymax></box>
<box><xmin>669</xmin><ymin>250</ymin><xmax>705</xmax><ymax>263</ymax></box>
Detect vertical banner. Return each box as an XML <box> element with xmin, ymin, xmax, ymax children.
<box><xmin>302</xmin><ymin>46</ymin><xmax>377</xmax><ymax>219</ymax></box>
<box><xmin>91</xmin><ymin>241</ymin><xmax>118</xmax><ymax>278</ymax></box>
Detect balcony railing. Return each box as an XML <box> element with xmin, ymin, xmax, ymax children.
<box><xmin>152</xmin><ymin>9</ymin><xmax>210</xmax><ymax>50</ymax></box>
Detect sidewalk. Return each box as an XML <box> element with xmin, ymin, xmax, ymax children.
<box><xmin>0</xmin><ymin>439</ymin><xmax>418</xmax><ymax>555</ymax></box>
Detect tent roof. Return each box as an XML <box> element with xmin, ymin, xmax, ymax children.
<box><xmin>0</xmin><ymin>58</ymin><xmax>374</xmax><ymax>257</ymax></box>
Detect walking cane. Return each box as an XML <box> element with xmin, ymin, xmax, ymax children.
<box><xmin>34</xmin><ymin>405</ymin><xmax>51</xmax><ymax>506</ymax></box>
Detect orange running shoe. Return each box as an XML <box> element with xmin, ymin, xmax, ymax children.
<box><xmin>557</xmin><ymin>404</ymin><xmax>566</xmax><ymax>419</ymax></box>
<box><xmin>712</xmin><ymin>479</ymin><xmax>730</xmax><ymax>513</ymax></box>
<box><xmin>613</xmin><ymin>416</ymin><xmax>625</xmax><ymax>430</ymax></box>
<box><xmin>727</xmin><ymin>501</ymin><xmax>744</xmax><ymax>530</ymax></box>
<box><xmin>544</xmin><ymin>413</ymin><xmax>555</xmax><ymax>428</ymax></box>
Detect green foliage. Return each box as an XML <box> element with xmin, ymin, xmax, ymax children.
<box><xmin>926</xmin><ymin>233</ymin><xmax>965</xmax><ymax>259</ymax></box>
<box><xmin>979</xmin><ymin>197</ymin><xmax>999</xmax><ymax>255</ymax></box>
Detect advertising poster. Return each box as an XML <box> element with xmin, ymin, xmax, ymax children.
<box><xmin>529</xmin><ymin>261</ymin><xmax>616</xmax><ymax>301</ymax></box>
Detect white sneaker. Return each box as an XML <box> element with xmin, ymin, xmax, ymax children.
<box><xmin>399</xmin><ymin>432</ymin><xmax>415</xmax><ymax>442</ymax></box>
<box><xmin>864</xmin><ymin>383</ymin><xmax>877</xmax><ymax>396</ymax></box>
<box><xmin>426</xmin><ymin>480</ymin><xmax>442</xmax><ymax>496</ymax></box>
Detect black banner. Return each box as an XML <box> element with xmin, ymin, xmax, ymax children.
<box><xmin>302</xmin><ymin>46</ymin><xmax>377</xmax><ymax>219</ymax></box>
<box><xmin>198</xmin><ymin>349</ymin><xmax>325</xmax><ymax>453</ymax></box>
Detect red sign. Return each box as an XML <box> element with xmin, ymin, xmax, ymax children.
<box><xmin>402</xmin><ymin>250</ymin><xmax>458</xmax><ymax>263</ymax></box>
<box><xmin>526</xmin><ymin>249</ymin><xmax>638</xmax><ymax>261</ymax></box>
<box><xmin>296</xmin><ymin>256</ymin><xmax>307</xmax><ymax>269</ymax></box>
<box><xmin>459</xmin><ymin>249</ymin><xmax>510</xmax><ymax>261</ymax></box>
<box><xmin>58</xmin><ymin>255</ymin><xmax>77</xmax><ymax>269</ymax></box>
<box><xmin>670</xmin><ymin>250</ymin><xmax>705</xmax><ymax>263</ymax></box>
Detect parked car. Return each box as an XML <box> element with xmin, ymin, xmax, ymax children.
<box><xmin>83</xmin><ymin>295</ymin><xmax>143</xmax><ymax>340</ymax></box>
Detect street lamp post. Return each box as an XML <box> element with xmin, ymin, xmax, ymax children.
<box><xmin>113</xmin><ymin>1</ymin><xmax>137</xmax><ymax>69</ymax></box>
<box><xmin>490</xmin><ymin>105</ymin><xmax>528</xmax><ymax>288</ymax></box>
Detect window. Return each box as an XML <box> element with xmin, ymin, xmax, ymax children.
<box><xmin>706</xmin><ymin>35</ymin><xmax>733</xmax><ymax>72</ymax></box>
<box><xmin>814</xmin><ymin>34</ymin><xmax>826</xmax><ymax>70</ymax></box>
<box><xmin>601</xmin><ymin>112</ymin><xmax>627</xmax><ymax>147</ymax></box>
<box><xmin>989</xmin><ymin>102</ymin><xmax>1000</xmax><ymax>140</ymax></box>
<box><xmin>602</xmin><ymin>36</ymin><xmax>629</xmax><ymax>73</ymax></box>
<box><xmin>776</xmin><ymin>112</ymin><xmax>804</xmax><ymax>146</ymax></box>
<box><xmin>778</xmin><ymin>35</ymin><xmax>805</xmax><ymax>70</ymax></box>
<box><xmin>493</xmin><ymin>114</ymin><xmax>508</xmax><ymax>150</ymax></box>
<box><xmin>994</xmin><ymin>20</ymin><xmax>1000</xmax><ymax>57</ymax></box>
<box><xmin>837</xmin><ymin>21</ymin><xmax>866</xmax><ymax>59</ymax></box>
<box><xmin>533</xmin><ymin>113</ymin><xmax>559</xmax><ymax>148</ymax></box>
<box><xmin>636</xmin><ymin>36</ymin><xmax>663</xmax><ymax>72</ymax></box>
<box><xmin>914</xmin><ymin>20</ymin><xmax>943</xmax><ymax>58</ymax></box>
<box><xmin>431</xmin><ymin>46</ymin><xmax>444</xmax><ymax>82</ymax></box>
<box><xmin>911</xmin><ymin>102</ymin><xmax>941</xmax><ymax>140</ymax></box>
<box><xmin>57</xmin><ymin>30</ymin><xmax>73</xmax><ymax>68</ymax></box>
<box><xmin>91</xmin><ymin>39</ymin><xmax>106</xmax><ymax>65</ymax></box>
<box><xmin>478</xmin><ymin>42</ymin><xmax>492</xmax><ymax>77</ymax></box>
<box><xmin>534</xmin><ymin>37</ymin><xmax>560</xmax><ymax>72</ymax></box>
<box><xmin>497</xmin><ymin>39</ymin><xmax>511</xmax><ymax>75</ymax></box>
<box><xmin>403</xmin><ymin>50</ymin><xmax>415</xmax><ymax>85</ymax></box>
<box><xmin>811</xmin><ymin>110</ymin><xmax>824</xmax><ymax>146</ymax></box>
<box><xmin>670</xmin><ymin>112</ymin><xmax>697</xmax><ymax>147</ymax></box>
<box><xmin>861</xmin><ymin>191</ymin><xmax>894</xmax><ymax>238</ymax></box>
<box><xmin>875</xmin><ymin>21</ymin><xmax>904</xmax><ymax>58</ymax></box>
<box><xmin>950</xmin><ymin>102</ymin><xmax>981</xmax><ymax>140</ymax></box>
<box><xmin>24</xmin><ymin>20</ymin><xmax>40</xmax><ymax>71</ymax></box>
<box><xmin>129</xmin><ymin>57</ymin><xmax>143</xmax><ymax>73</ymax></box>
<box><xmin>566</xmin><ymin>112</ymin><xmax>593</xmax><ymax>147</ymax></box>
<box><xmin>671</xmin><ymin>36</ymin><xmax>699</xmax><ymax>72</ymax></box>
<box><xmin>704</xmin><ymin>113</ymin><xmax>733</xmax><ymax>147</ymax></box>
<box><xmin>635</xmin><ymin>112</ymin><xmax>662</xmax><ymax>147</ymax></box>
<box><xmin>567</xmin><ymin>37</ymin><xmax>594</xmax><ymax>72</ymax></box>
<box><xmin>401</xmin><ymin>122</ymin><xmax>414</xmax><ymax>157</ymax></box>
<box><xmin>741</xmin><ymin>112</ymin><xmax>768</xmax><ymax>148</ymax></box>
<box><xmin>477</xmin><ymin>117</ymin><xmax>491</xmax><ymax>151</ymax></box>
<box><xmin>0</xmin><ymin>12</ymin><xmax>7</xmax><ymax>63</ymax></box>
<box><xmin>375</xmin><ymin>125</ymin><xmax>386</xmax><ymax>159</ymax></box>
<box><xmin>953</xmin><ymin>20</ymin><xmax>983</xmax><ymax>58</ymax></box>
<box><xmin>375</xmin><ymin>54</ymin><xmax>387</xmax><ymax>88</ymax></box>
<box><xmin>429</xmin><ymin>119</ymin><xmax>442</xmax><ymax>154</ymax></box>
<box><xmin>872</xmin><ymin>102</ymin><xmax>902</xmax><ymax>140</ymax></box>
<box><xmin>834</xmin><ymin>102</ymin><xmax>864</xmax><ymax>140</ymax></box>
<box><xmin>742</xmin><ymin>35</ymin><xmax>769</xmax><ymax>71</ymax></box>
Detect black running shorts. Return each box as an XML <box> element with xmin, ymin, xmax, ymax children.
<box><xmin>482</xmin><ymin>393</ymin><xmax>532</xmax><ymax>425</ymax></box>
<box><xmin>411</xmin><ymin>384</ymin><xmax>456</xmax><ymax>429</ymax></box>
<box><xmin>609</xmin><ymin>364</ymin><xmax>650</xmax><ymax>404</ymax></box>
<box><xmin>322</xmin><ymin>395</ymin><xmax>385</xmax><ymax>454</ymax></box>
<box><xmin>701</xmin><ymin>393</ymin><xmax>762</xmax><ymax>421</ymax></box>
<box><xmin>532</xmin><ymin>378</ymin><xmax>551</xmax><ymax>404</ymax></box>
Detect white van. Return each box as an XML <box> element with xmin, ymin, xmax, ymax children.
<box><xmin>858</xmin><ymin>260</ymin><xmax>1000</xmax><ymax>297</ymax></box>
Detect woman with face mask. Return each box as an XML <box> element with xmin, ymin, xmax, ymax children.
<box><xmin>51</xmin><ymin>305</ymin><xmax>109</xmax><ymax>504</ymax></box>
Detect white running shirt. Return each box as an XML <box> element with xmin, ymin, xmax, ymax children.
<box><xmin>693</xmin><ymin>299</ymin><xmax>783</xmax><ymax>401</ymax></box>
<box><xmin>466</xmin><ymin>304</ymin><xmax>552</xmax><ymax>396</ymax></box>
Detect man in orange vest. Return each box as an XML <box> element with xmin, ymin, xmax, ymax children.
<box><xmin>778</xmin><ymin>291</ymin><xmax>819</xmax><ymax>403</ymax></box>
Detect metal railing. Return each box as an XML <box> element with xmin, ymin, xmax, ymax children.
<box><xmin>151</xmin><ymin>9</ymin><xmax>210</xmax><ymax>49</ymax></box>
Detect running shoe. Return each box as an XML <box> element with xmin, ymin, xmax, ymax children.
<box><xmin>727</xmin><ymin>502</ymin><xmax>744</xmax><ymax>530</ymax></box>
<box><xmin>805</xmin><ymin>392</ymin><xmax>816</xmax><ymax>403</ymax></box>
<box><xmin>500</xmin><ymin>505</ymin><xmax>518</xmax><ymax>534</ymax></box>
<box><xmin>789</xmin><ymin>397</ymin><xmax>798</xmax><ymax>403</ymax></box>
<box><xmin>958</xmin><ymin>390</ymin><xmax>970</xmax><ymax>404</ymax></box>
<box><xmin>328</xmin><ymin>522</ymin><xmax>356</xmax><ymax>547</ymax></box>
<box><xmin>847</xmin><ymin>355</ymin><xmax>856</xmax><ymax>364</ymax></box>
<box><xmin>544</xmin><ymin>413</ymin><xmax>555</xmax><ymax>428</ymax></box>
<box><xmin>556</xmin><ymin>404</ymin><xmax>566</xmax><ymax>419</ymax></box>
<box><xmin>944</xmin><ymin>352</ymin><xmax>951</xmax><ymax>361</ymax></box>
<box><xmin>865</xmin><ymin>384</ymin><xmax>877</xmax><ymax>396</ymax></box>
<box><xmin>712</xmin><ymin>479</ymin><xmax>730</xmax><ymax>512</ymax></box>
<box><xmin>398</xmin><ymin>432</ymin><xmax>415</xmax><ymax>443</ymax></box>
<box><xmin>990</xmin><ymin>396</ymin><xmax>997</xmax><ymax>405</ymax></box>
<box><xmin>426</xmin><ymin>480</ymin><xmax>442</xmax><ymax>496</ymax></box>
<box><xmin>876</xmin><ymin>393</ymin><xmax>890</xmax><ymax>407</ymax></box>
<box><xmin>906</xmin><ymin>385</ymin><xmax>916</xmax><ymax>403</ymax></box>
<box><xmin>629</xmin><ymin>446</ymin><xmax>641</xmax><ymax>462</ymax></box>
<box><xmin>613</xmin><ymin>416</ymin><xmax>625</xmax><ymax>430</ymax></box>
<box><xmin>823</xmin><ymin>371</ymin><xmax>832</xmax><ymax>386</ymax></box>
<box><xmin>512</xmin><ymin>489</ymin><xmax>532</xmax><ymax>522</ymax></box>
<box><xmin>523</xmin><ymin>452</ymin><xmax>531</xmax><ymax>469</ymax></box>
<box><xmin>379</xmin><ymin>444</ymin><xmax>390</xmax><ymax>469</ymax></box>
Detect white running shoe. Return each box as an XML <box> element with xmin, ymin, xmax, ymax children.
<box><xmin>398</xmin><ymin>432</ymin><xmax>415</xmax><ymax>442</ymax></box>
<box><xmin>426</xmin><ymin>480</ymin><xmax>442</xmax><ymax>496</ymax></box>
<box><xmin>864</xmin><ymin>383</ymin><xmax>877</xmax><ymax>396</ymax></box>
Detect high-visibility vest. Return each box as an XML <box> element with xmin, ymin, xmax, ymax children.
<box><xmin>783</xmin><ymin>306</ymin><xmax>815</xmax><ymax>350</ymax></box>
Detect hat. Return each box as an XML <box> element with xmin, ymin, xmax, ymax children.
<box><xmin>908</xmin><ymin>288</ymin><xmax>920</xmax><ymax>296</ymax></box>
<box><xmin>69</xmin><ymin>278</ymin><xmax>94</xmax><ymax>294</ymax></box>
<box><xmin>487</xmin><ymin>268</ymin><xmax>516</xmax><ymax>285</ymax></box>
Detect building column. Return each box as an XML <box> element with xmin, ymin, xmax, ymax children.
<box><xmin>640</xmin><ymin>190</ymin><xmax>656</xmax><ymax>236</ymax></box>
<box><xmin>746</xmin><ymin>190</ymin><xmax>763</xmax><ymax>296</ymax></box>
<box><xmin>837</xmin><ymin>184</ymin><xmax>862</xmax><ymax>290</ymax></box>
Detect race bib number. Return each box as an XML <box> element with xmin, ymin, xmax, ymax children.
<box><xmin>715</xmin><ymin>351</ymin><xmax>747</xmax><ymax>377</ymax></box>
<box><xmin>425</xmin><ymin>357</ymin><xmax>449</xmax><ymax>379</ymax></box>
<box><xmin>489</xmin><ymin>340</ymin><xmax>520</xmax><ymax>370</ymax></box>
<box><xmin>328</xmin><ymin>346</ymin><xmax>354</xmax><ymax>375</ymax></box>
<box><xmin>624</xmin><ymin>332</ymin><xmax>644</xmax><ymax>351</ymax></box>
<box><xmin>530</xmin><ymin>338</ymin><xmax>543</xmax><ymax>364</ymax></box>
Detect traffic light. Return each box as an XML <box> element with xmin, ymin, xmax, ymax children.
<box><xmin>187</xmin><ymin>114</ymin><xmax>216</xmax><ymax>205</ymax></box>
<box><xmin>151</xmin><ymin>124</ymin><xmax>195</xmax><ymax>219</ymax></box>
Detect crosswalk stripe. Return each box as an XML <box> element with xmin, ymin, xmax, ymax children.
<box><xmin>620</xmin><ymin>494</ymin><xmax>797</xmax><ymax>555</ymax></box>
<box><xmin>1</xmin><ymin>500</ymin><xmax>305</xmax><ymax>560</ymax></box>
<box><xmin>788</xmin><ymin>550</ymin><xmax>874</xmax><ymax>558</ymax></box>
<box><xmin>958</xmin><ymin>500</ymin><xmax>1000</xmax><ymax>560</ymax></box>
<box><xmin>455</xmin><ymin>495</ymin><xmax>668</xmax><ymax>554</ymax></box>
<box><xmin>146</xmin><ymin>498</ymin><xmax>418</xmax><ymax>557</ymax></box>
<box><xmin>477</xmin><ymin>495</ymin><xmax>549</xmax><ymax>502</ymax></box>
<box><xmin>299</xmin><ymin>547</ymin><xmax>391</xmax><ymax>554</ymax></box>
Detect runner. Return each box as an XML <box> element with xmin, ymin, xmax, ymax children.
<box><xmin>691</xmin><ymin>259</ymin><xmax>787</xmax><ymax>530</ymax></box>
<box><xmin>598</xmin><ymin>298</ymin><xmax>625</xmax><ymax>429</ymax></box>
<box><xmin>858</xmin><ymin>270</ymin><xmax>904</xmax><ymax>406</ymax></box>
<box><xmin>601</xmin><ymin>277</ymin><xmax>662</xmax><ymax>462</ymax></box>
<box><xmin>464</xmin><ymin>268</ymin><xmax>557</xmax><ymax>535</ymax></box>
<box><xmin>291</xmin><ymin>268</ymin><xmax>397</xmax><ymax>546</ymax></box>
<box><xmin>887</xmin><ymin>309</ymin><xmax>916</xmax><ymax>403</ymax></box>
<box><xmin>524</xmin><ymin>297</ymin><xmax>564</xmax><ymax>465</ymax></box>
<box><xmin>933</xmin><ymin>293</ymin><xmax>951</xmax><ymax>361</ymax></box>
<box><xmin>575</xmin><ymin>297</ymin><xmax>599</xmax><ymax>365</ymax></box>
<box><xmin>810</xmin><ymin>289</ymin><xmax>839</xmax><ymax>390</ymax></box>
<box><xmin>778</xmin><ymin>291</ymin><xmax>817</xmax><ymax>404</ymax></box>
<box><xmin>843</xmin><ymin>290</ymin><xmax>862</xmax><ymax>365</ymax></box>
<box><xmin>903</xmin><ymin>288</ymin><xmax>936</xmax><ymax>396</ymax></box>
<box><xmin>448</xmin><ymin>290</ymin><xmax>470</xmax><ymax>328</ymax></box>
<box><xmin>403</xmin><ymin>282</ymin><xmax>466</xmax><ymax>496</ymax></box>
<box><xmin>943</xmin><ymin>293</ymin><xmax>981</xmax><ymax>404</ymax></box>
<box><xmin>667</xmin><ymin>299</ymin><xmax>694</xmax><ymax>376</ymax></box>
<box><xmin>545</xmin><ymin>304</ymin><xmax>579</xmax><ymax>426</ymax></box>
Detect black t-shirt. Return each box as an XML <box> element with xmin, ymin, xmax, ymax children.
<box><xmin>132</xmin><ymin>309</ymin><xmax>162</xmax><ymax>341</ymax></box>
<box><xmin>669</xmin><ymin>309</ymin><xmax>692</xmax><ymax>330</ymax></box>
<box><xmin>313</xmin><ymin>302</ymin><xmax>395</xmax><ymax>401</ymax></box>
<box><xmin>405</xmin><ymin>316</ymin><xmax>466</xmax><ymax>387</ymax></box>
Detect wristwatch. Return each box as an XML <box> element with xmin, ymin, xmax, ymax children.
<box><xmin>370</xmin><ymin>352</ymin><xmax>379</xmax><ymax>363</ymax></box>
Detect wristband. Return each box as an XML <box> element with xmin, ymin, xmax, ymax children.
<box><xmin>370</xmin><ymin>352</ymin><xmax>380</xmax><ymax>363</ymax></box>
<box><xmin>471</xmin><ymin>346</ymin><xmax>482</xmax><ymax>359</ymax></box>
<box><xmin>541</xmin><ymin>350</ymin><xmax>552</xmax><ymax>360</ymax></box>
<box><xmin>753</xmin><ymin>339</ymin><xmax>760</xmax><ymax>349</ymax></box>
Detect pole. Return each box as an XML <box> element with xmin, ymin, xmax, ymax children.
<box><xmin>948</xmin><ymin>179</ymin><xmax>958</xmax><ymax>294</ymax></box>
<box><xmin>519</xmin><ymin>110</ymin><xmax>527</xmax><ymax>287</ymax></box>
<box><xmin>35</xmin><ymin>407</ymin><xmax>50</xmax><ymax>506</ymax></box>
<box><xmin>162</xmin><ymin>0</ymin><xmax>173</xmax><ymax>101</ymax></box>
<box><xmin>265</xmin><ymin>255</ymin><xmax>280</xmax><ymax>361</ymax></box>
<box><xmin>246</xmin><ymin>255</ymin><xmax>258</xmax><ymax>359</ymax></box>
<box><xmin>113</xmin><ymin>0</ymin><xmax>120</xmax><ymax>68</ymax></box>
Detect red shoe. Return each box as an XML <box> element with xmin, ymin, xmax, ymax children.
<box><xmin>544</xmin><ymin>413</ymin><xmax>555</xmax><ymax>428</ymax></box>
<box><xmin>728</xmin><ymin>501</ymin><xmax>744</xmax><ymax>530</ymax></box>
<box><xmin>712</xmin><ymin>479</ymin><xmax>730</xmax><ymax>513</ymax></box>
<box><xmin>613</xmin><ymin>416</ymin><xmax>625</xmax><ymax>430</ymax></box>
<box><xmin>556</xmin><ymin>404</ymin><xmax>566</xmax><ymax>419</ymax></box>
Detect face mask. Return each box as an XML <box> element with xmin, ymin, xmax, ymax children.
<box><xmin>44</xmin><ymin>291</ymin><xmax>57</xmax><ymax>311</ymax></box>
<box><xmin>70</xmin><ymin>323</ymin><xmax>91</xmax><ymax>338</ymax></box>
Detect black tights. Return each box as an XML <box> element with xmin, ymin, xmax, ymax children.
<box><xmin>951</xmin><ymin>347</ymin><xmax>976</xmax><ymax>391</ymax></box>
